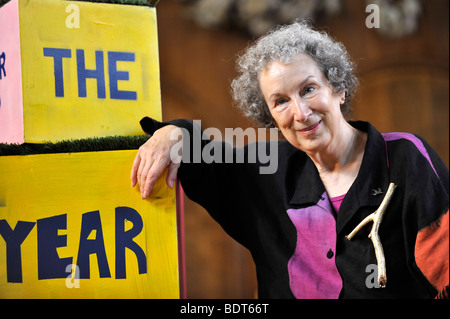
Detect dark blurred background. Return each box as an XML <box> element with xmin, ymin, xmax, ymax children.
<box><xmin>156</xmin><ymin>0</ymin><xmax>449</xmax><ymax>298</ymax></box>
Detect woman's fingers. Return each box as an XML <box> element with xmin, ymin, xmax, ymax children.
<box><xmin>141</xmin><ymin>155</ymin><xmax>169</xmax><ymax>198</ymax></box>
<box><xmin>166</xmin><ymin>161</ymin><xmax>181</xmax><ymax>189</ymax></box>
<box><xmin>130</xmin><ymin>125</ymin><xmax>183</xmax><ymax>198</ymax></box>
<box><xmin>130</xmin><ymin>151</ymin><xmax>141</xmax><ymax>188</ymax></box>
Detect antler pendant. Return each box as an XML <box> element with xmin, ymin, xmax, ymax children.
<box><xmin>346</xmin><ymin>182</ymin><xmax>397</xmax><ymax>288</ymax></box>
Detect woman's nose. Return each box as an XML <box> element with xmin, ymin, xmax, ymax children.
<box><xmin>292</xmin><ymin>97</ymin><xmax>312</xmax><ymax>122</ymax></box>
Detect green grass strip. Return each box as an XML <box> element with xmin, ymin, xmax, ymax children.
<box><xmin>0</xmin><ymin>135</ymin><xmax>150</xmax><ymax>156</ymax></box>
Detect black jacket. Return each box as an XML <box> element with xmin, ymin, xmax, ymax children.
<box><xmin>141</xmin><ymin>118</ymin><xmax>449</xmax><ymax>299</ymax></box>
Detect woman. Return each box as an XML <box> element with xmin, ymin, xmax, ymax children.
<box><xmin>130</xmin><ymin>21</ymin><xmax>449</xmax><ymax>298</ymax></box>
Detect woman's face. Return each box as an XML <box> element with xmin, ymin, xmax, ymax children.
<box><xmin>259</xmin><ymin>53</ymin><xmax>346</xmax><ymax>155</ymax></box>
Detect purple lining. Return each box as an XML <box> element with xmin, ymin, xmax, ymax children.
<box><xmin>382</xmin><ymin>132</ymin><xmax>438</xmax><ymax>177</ymax></box>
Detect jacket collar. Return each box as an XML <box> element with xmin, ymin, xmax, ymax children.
<box><xmin>288</xmin><ymin>121</ymin><xmax>391</xmax><ymax>233</ymax></box>
<box><xmin>288</xmin><ymin>154</ymin><xmax>325</xmax><ymax>207</ymax></box>
<box><xmin>337</xmin><ymin>121</ymin><xmax>391</xmax><ymax>233</ymax></box>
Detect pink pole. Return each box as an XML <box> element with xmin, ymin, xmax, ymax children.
<box><xmin>176</xmin><ymin>179</ymin><xmax>187</xmax><ymax>299</ymax></box>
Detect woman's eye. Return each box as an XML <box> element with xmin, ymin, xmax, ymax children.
<box><xmin>275</xmin><ymin>98</ymin><xmax>288</xmax><ymax>107</ymax></box>
<box><xmin>302</xmin><ymin>85</ymin><xmax>315</xmax><ymax>95</ymax></box>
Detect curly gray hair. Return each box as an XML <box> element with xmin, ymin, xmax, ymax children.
<box><xmin>231</xmin><ymin>20</ymin><xmax>359</xmax><ymax>128</ymax></box>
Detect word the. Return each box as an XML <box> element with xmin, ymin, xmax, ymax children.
<box><xmin>366</xmin><ymin>4</ymin><xmax>380</xmax><ymax>29</ymax></box>
<box><xmin>169</xmin><ymin>120</ymin><xmax>279</xmax><ymax>174</ymax></box>
<box><xmin>0</xmin><ymin>206</ymin><xmax>147</xmax><ymax>283</ymax></box>
<box><xmin>66</xmin><ymin>4</ymin><xmax>80</xmax><ymax>29</ymax></box>
<box><xmin>43</xmin><ymin>47</ymin><xmax>137</xmax><ymax>100</ymax></box>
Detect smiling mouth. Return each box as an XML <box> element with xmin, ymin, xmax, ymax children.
<box><xmin>297</xmin><ymin>120</ymin><xmax>322</xmax><ymax>135</ymax></box>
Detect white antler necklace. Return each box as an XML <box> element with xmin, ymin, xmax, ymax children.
<box><xmin>345</xmin><ymin>182</ymin><xmax>397</xmax><ymax>288</ymax></box>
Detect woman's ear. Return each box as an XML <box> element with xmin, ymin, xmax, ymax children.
<box><xmin>339</xmin><ymin>92</ymin><xmax>346</xmax><ymax>105</ymax></box>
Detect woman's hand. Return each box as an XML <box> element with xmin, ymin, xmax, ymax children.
<box><xmin>131</xmin><ymin>125</ymin><xmax>182</xmax><ymax>199</ymax></box>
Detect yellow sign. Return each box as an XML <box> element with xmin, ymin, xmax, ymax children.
<box><xmin>0</xmin><ymin>0</ymin><xmax>161</xmax><ymax>143</ymax></box>
<box><xmin>0</xmin><ymin>150</ymin><xmax>179</xmax><ymax>298</ymax></box>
